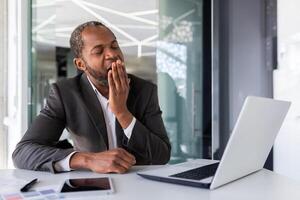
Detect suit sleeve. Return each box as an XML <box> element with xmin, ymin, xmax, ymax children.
<box><xmin>126</xmin><ymin>85</ymin><xmax>171</xmax><ymax>164</ymax></box>
<box><xmin>12</xmin><ymin>84</ymin><xmax>74</xmax><ymax>173</ymax></box>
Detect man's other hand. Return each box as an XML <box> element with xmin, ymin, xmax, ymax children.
<box><xmin>70</xmin><ymin>148</ymin><xmax>136</xmax><ymax>174</ymax></box>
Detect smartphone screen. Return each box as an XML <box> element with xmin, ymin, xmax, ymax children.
<box><xmin>60</xmin><ymin>177</ymin><xmax>112</xmax><ymax>193</ymax></box>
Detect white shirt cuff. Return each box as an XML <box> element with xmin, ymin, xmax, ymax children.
<box><xmin>123</xmin><ymin>117</ymin><xmax>136</xmax><ymax>139</ymax></box>
<box><xmin>54</xmin><ymin>151</ymin><xmax>77</xmax><ymax>172</ymax></box>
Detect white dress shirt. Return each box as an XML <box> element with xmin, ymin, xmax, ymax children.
<box><xmin>54</xmin><ymin>77</ymin><xmax>136</xmax><ymax>172</ymax></box>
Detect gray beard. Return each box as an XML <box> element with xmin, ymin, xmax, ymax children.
<box><xmin>97</xmin><ymin>78</ymin><xmax>109</xmax><ymax>87</ymax></box>
<box><xmin>86</xmin><ymin>64</ymin><xmax>109</xmax><ymax>87</ymax></box>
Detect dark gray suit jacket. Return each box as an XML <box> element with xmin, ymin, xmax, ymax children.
<box><xmin>12</xmin><ymin>73</ymin><xmax>171</xmax><ymax>173</ymax></box>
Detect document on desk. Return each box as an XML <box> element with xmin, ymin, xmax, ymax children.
<box><xmin>0</xmin><ymin>178</ymin><xmax>113</xmax><ymax>200</ymax></box>
<box><xmin>0</xmin><ymin>176</ymin><xmax>114</xmax><ymax>200</ymax></box>
<box><xmin>0</xmin><ymin>190</ymin><xmax>65</xmax><ymax>200</ymax></box>
<box><xmin>0</xmin><ymin>179</ymin><xmax>63</xmax><ymax>200</ymax></box>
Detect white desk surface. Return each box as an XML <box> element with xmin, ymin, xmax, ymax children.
<box><xmin>1</xmin><ymin>162</ymin><xmax>300</xmax><ymax>200</ymax></box>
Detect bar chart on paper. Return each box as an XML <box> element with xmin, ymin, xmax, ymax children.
<box><xmin>0</xmin><ymin>189</ymin><xmax>65</xmax><ymax>200</ymax></box>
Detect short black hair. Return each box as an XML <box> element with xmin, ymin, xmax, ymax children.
<box><xmin>69</xmin><ymin>21</ymin><xmax>106</xmax><ymax>58</ymax></box>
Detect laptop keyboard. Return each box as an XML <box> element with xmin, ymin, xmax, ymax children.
<box><xmin>170</xmin><ymin>162</ymin><xmax>219</xmax><ymax>180</ymax></box>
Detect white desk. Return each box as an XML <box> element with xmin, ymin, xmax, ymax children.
<box><xmin>1</xmin><ymin>163</ymin><xmax>300</xmax><ymax>200</ymax></box>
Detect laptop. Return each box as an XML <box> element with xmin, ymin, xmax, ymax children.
<box><xmin>137</xmin><ymin>96</ymin><xmax>291</xmax><ymax>189</ymax></box>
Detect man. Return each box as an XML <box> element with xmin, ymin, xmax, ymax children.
<box><xmin>12</xmin><ymin>21</ymin><xmax>171</xmax><ymax>174</ymax></box>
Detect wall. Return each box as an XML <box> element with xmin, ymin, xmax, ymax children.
<box><xmin>0</xmin><ymin>0</ymin><xmax>8</xmax><ymax>169</ymax></box>
<box><xmin>274</xmin><ymin>0</ymin><xmax>300</xmax><ymax>181</ymax></box>
<box><xmin>6</xmin><ymin>0</ymin><xmax>29</xmax><ymax>168</ymax></box>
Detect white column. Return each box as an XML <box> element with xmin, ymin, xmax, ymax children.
<box><xmin>5</xmin><ymin>0</ymin><xmax>29</xmax><ymax>169</ymax></box>
<box><xmin>0</xmin><ymin>0</ymin><xmax>8</xmax><ymax>169</ymax></box>
<box><xmin>274</xmin><ymin>0</ymin><xmax>300</xmax><ymax>181</ymax></box>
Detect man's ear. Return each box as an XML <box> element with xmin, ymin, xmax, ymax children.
<box><xmin>73</xmin><ymin>58</ymin><xmax>86</xmax><ymax>71</ymax></box>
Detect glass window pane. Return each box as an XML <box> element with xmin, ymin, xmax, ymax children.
<box><xmin>30</xmin><ymin>0</ymin><xmax>211</xmax><ymax>163</ymax></box>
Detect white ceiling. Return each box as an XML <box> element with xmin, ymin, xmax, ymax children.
<box><xmin>33</xmin><ymin>0</ymin><xmax>158</xmax><ymax>57</ymax></box>
<box><xmin>32</xmin><ymin>0</ymin><xmax>201</xmax><ymax>83</ymax></box>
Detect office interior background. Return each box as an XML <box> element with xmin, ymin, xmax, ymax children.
<box><xmin>0</xmin><ymin>0</ymin><xmax>299</xmax><ymax>181</ymax></box>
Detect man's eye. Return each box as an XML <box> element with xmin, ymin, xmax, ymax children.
<box><xmin>112</xmin><ymin>45</ymin><xmax>119</xmax><ymax>49</ymax></box>
<box><xmin>94</xmin><ymin>50</ymin><xmax>103</xmax><ymax>54</ymax></box>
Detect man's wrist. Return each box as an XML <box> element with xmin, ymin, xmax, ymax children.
<box><xmin>70</xmin><ymin>152</ymin><xmax>93</xmax><ymax>170</ymax></box>
<box><xmin>116</xmin><ymin>109</ymin><xmax>133</xmax><ymax>129</ymax></box>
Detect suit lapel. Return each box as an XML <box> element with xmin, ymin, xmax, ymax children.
<box><xmin>126</xmin><ymin>74</ymin><xmax>136</xmax><ymax>113</ymax></box>
<box><xmin>79</xmin><ymin>73</ymin><xmax>108</xmax><ymax>148</ymax></box>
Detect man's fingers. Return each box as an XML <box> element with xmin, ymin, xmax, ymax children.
<box><xmin>88</xmin><ymin>150</ymin><xmax>135</xmax><ymax>174</ymax></box>
<box><xmin>118</xmin><ymin>152</ymin><xmax>136</xmax><ymax>166</ymax></box>
<box><xmin>111</xmin><ymin>156</ymin><xmax>133</xmax><ymax>171</ymax></box>
<box><xmin>108</xmin><ymin>70</ymin><xmax>116</xmax><ymax>93</ymax></box>
<box><xmin>116</xmin><ymin>60</ymin><xmax>127</xmax><ymax>89</ymax></box>
<box><xmin>107</xmin><ymin>150</ymin><xmax>134</xmax><ymax>173</ymax></box>
<box><xmin>104</xmin><ymin>159</ymin><xmax>128</xmax><ymax>174</ymax></box>
<box><xmin>121</xmin><ymin>62</ymin><xmax>130</xmax><ymax>86</ymax></box>
<box><xmin>115</xmin><ymin>148</ymin><xmax>136</xmax><ymax>165</ymax></box>
<box><xmin>112</xmin><ymin>62</ymin><xmax>121</xmax><ymax>91</ymax></box>
<box><xmin>122</xmin><ymin>149</ymin><xmax>136</xmax><ymax>163</ymax></box>
<box><xmin>111</xmin><ymin>162</ymin><xmax>128</xmax><ymax>174</ymax></box>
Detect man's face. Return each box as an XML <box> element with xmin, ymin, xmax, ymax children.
<box><xmin>79</xmin><ymin>26</ymin><xmax>124</xmax><ymax>86</ymax></box>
